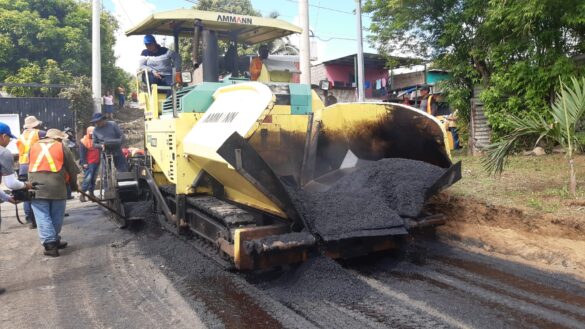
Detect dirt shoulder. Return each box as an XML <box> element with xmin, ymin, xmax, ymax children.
<box><xmin>430</xmin><ymin>153</ymin><xmax>585</xmax><ymax>279</ymax></box>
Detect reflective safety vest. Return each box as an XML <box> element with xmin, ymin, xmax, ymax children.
<box><xmin>28</xmin><ymin>141</ymin><xmax>64</xmax><ymax>173</ymax></box>
<box><xmin>16</xmin><ymin>129</ymin><xmax>40</xmax><ymax>164</ymax></box>
<box><xmin>250</xmin><ymin>57</ymin><xmax>263</xmax><ymax>81</ymax></box>
<box><xmin>426</xmin><ymin>95</ymin><xmax>434</xmax><ymax>115</ymax></box>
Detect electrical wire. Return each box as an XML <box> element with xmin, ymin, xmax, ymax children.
<box><xmin>315</xmin><ymin>35</ymin><xmax>356</xmax><ymax>42</ymax></box>
<box><xmin>116</xmin><ymin>0</ymin><xmax>134</xmax><ymax>25</ymax></box>
<box><xmin>283</xmin><ymin>0</ymin><xmax>354</xmax><ymax>15</ymax></box>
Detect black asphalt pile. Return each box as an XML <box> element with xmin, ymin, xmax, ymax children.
<box><xmin>259</xmin><ymin>255</ymin><xmax>373</xmax><ymax>304</ymax></box>
<box><xmin>296</xmin><ymin>158</ymin><xmax>446</xmax><ymax>241</ymax></box>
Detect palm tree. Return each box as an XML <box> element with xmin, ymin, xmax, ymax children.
<box><xmin>271</xmin><ymin>38</ymin><xmax>300</xmax><ymax>55</ymax></box>
<box><xmin>264</xmin><ymin>11</ymin><xmax>299</xmax><ymax>55</ymax></box>
<box><xmin>482</xmin><ymin>76</ymin><xmax>585</xmax><ymax>197</ymax></box>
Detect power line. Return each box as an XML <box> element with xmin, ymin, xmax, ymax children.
<box><xmin>283</xmin><ymin>0</ymin><xmax>354</xmax><ymax>15</ymax></box>
<box><xmin>116</xmin><ymin>0</ymin><xmax>134</xmax><ymax>25</ymax></box>
<box><xmin>315</xmin><ymin>35</ymin><xmax>356</xmax><ymax>42</ymax></box>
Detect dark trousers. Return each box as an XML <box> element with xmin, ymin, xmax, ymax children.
<box><xmin>81</xmin><ymin>163</ymin><xmax>99</xmax><ymax>193</ymax></box>
<box><xmin>113</xmin><ymin>149</ymin><xmax>128</xmax><ymax>172</ymax></box>
<box><xmin>144</xmin><ymin>72</ymin><xmax>173</xmax><ymax>96</ymax></box>
<box><xmin>145</xmin><ymin>72</ymin><xmax>173</xmax><ymax>87</ymax></box>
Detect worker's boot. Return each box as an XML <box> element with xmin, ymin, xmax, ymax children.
<box><xmin>56</xmin><ymin>239</ymin><xmax>68</xmax><ymax>249</ymax></box>
<box><xmin>79</xmin><ymin>193</ymin><xmax>86</xmax><ymax>202</ymax></box>
<box><xmin>43</xmin><ymin>242</ymin><xmax>59</xmax><ymax>257</ymax></box>
<box><xmin>27</xmin><ymin>215</ymin><xmax>37</xmax><ymax>230</ymax></box>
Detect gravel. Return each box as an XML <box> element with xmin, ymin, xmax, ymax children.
<box><xmin>260</xmin><ymin>256</ymin><xmax>373</xmax><ymax>304</ymax></box>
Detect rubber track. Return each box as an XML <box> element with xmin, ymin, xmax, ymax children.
<box><xmin>155</xmin><ymin>213</ymin><xmax>236</xmax><ymax>270</ymax></box>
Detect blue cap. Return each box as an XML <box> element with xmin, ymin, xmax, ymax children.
<box><xmin>0</xmin><ymin>122</ymin><xmax>16</xmax><ymax>138</ymax></box>
<box><xmin>144</xmin><ymin>34</ymin><xmax>156</xmax><ymax>44</ymax></box>
<box><xmin>90</xmin><ymin>112</ymin><xmax>106</xmax><ymax>123</ymax></box>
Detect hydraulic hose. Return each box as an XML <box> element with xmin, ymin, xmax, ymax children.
<box><xmin>14</xmin><ymin>204</ymin><xmax>25</xmax><ymax>225</ymax></box>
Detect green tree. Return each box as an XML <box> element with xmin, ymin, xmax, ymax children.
<box><xmin>180</xmin><ymin>0</ymin><xmax>295</xmax><ymax>70</ymax></box>
<box><xmin>195</xmin><ymin>0</ymin><xmax>260</xmax><ymax>16</ymax></box>
<box><xmin>59</xmin><ymin>76</ymin><xmax>93</xmax><ymax>131</ymax></box>
<box><xmin>363</xmin><ymin>0</ymin><xmax>585</xmax><ymax>139</ymax></box>
<box><xmin>0</xmin><ymin>0</ymin><xmax>127</xmax><ymax>96</ymax></box>
<box><xmin>179</xmin><ymin>0</ymin><xmax>261</xmax><ymax>69</ymax></box>
<box><xmin>4</xmin><ymin>63</ymin><xmax>43</xmax><ymax>97</ymax></box>
<box><xmin>483</xmin><ymin>77</ymin><xmax>585</xmax><ymax>197</ymax></box>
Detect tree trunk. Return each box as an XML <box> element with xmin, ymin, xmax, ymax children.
<box><xmin>569</xmin><ymin>158</ymin><xmax>577</xmax><ymax>198</ymax></box>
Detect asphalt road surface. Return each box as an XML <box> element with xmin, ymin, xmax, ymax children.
<box><xmin>1</xmin><ymin>198</ymin><xmax>584</xmax><ymax>328</ymax></box>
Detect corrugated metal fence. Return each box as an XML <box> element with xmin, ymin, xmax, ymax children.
<box><xmin>470</xmin><ymin>87</ymin><xmax>491</xmax><ymax>155</ymax></box>
<box><xmin>0</xmin><ymin>97</ymin><xmax>73</xmax><ymax>131</ymax></box>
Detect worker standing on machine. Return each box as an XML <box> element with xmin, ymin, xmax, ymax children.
<box><xmin>16</xmin><ymin>116</ymin><xmax>45</xmax><ymax>229</ymax></box>
<box><xmin>28</xmin><ymin>129</ymin><xmax>79</xmax><ymax>257</ymax></box>
<box><xmin>419</xmin><ymin>85</ymin><xmax>437</xmax><ymax>116</ymax></box>
<box><xmin>138</xmin><ymin>34</ymin><xmax>181</xmax><ymax>88</ymax></box>
<box><xmin>250</xmin><ymin>45</ymin><xmax>269</xmax><ymax>81</ymax></box>
<box><xmin>90</xmin><ymin>113</ymin><xmax>128</xmax><ymax>172</ymax></box>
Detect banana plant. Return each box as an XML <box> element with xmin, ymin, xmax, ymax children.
<box><xmin>482</xmin><ymin>77</ymin><xmax>585</xmax><ymax>197</ymax></box>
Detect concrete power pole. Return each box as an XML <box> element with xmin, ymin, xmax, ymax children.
<box><xmin>92</xmin><ymin>0</ymin><xmax>102</xmax><ymax>113</ymax></box>
<box><xmin>299</xmin><ymin>0</ymin><xmax>311</xmax><ymax>84</ymax></box>
<box><xmin>355</xmin><ymin>0</ymin><xmax>365</xmax><ymax>102</ymax></box>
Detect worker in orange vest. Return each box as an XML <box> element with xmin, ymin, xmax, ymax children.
<box><xmin>249</xmin><ymin>45</ymin><xmax>269</xmax><ymax>81</ymax></box>
<box><xmin>79</xmin><ymin>126</ymin><xmax>100</xmax><ymax>202</ymax></box>
<box><xmin>16</xmin><ymin>116</ymin><xmax>46</xmax><ymax>229</ymax></box>
<box><xmin>28</xmin><ymin>129</ymin><xmax>79</xmax><ymax>257</ymax></box>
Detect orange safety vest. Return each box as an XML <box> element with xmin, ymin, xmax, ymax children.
<box><xmin>426</xmin><ymin>95</ymin><xmax>434</xmax><ymax>115</ymax></box>
<box><xmin>16</xmin><ymin>129</ymin><xmax>40</xmax><ymax>165</ymax></box>
<box><xmin>250</xmin><ymin>57</ymin><xmax>263</xmax><ymax>81</ymax></box>
<box><xmin>80</xmin><ymin>133</ymin><xmax>93</xmax><ymax>149</ymax></box>
<box><xmin>28</xmin><ymin>141</ymin><xmax>64</xmax><ymax>173</ymax></box>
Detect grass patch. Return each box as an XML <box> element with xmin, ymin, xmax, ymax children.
<box><xmin>450</xmin><ymin>153</ymin><xmax>585</xmax><ymax>216</ymax></box>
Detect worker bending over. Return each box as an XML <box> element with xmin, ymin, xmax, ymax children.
<box><xmin>90</xmin><ymin>113</ymin><xmax>128</xmax><ymax>172</ymax></box>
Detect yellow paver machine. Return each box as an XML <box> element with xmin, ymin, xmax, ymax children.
<box><xmin>121</xmin><ymin>9</ymin><xmax>461</xmax><ymax>270</ymax></box>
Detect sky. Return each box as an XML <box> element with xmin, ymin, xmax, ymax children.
<box><xmin>103</xmin><ymin>0</ymin><xmax>376</xmax><ymax>73</ymax></box>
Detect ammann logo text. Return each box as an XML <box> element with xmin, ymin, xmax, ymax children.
<box><xmin>217</xmin><ymin>15</ymin><xmax>253</xmax><ymax>25</ymax></box>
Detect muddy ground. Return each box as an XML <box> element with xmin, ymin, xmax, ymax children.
<box><xmin>1</xmin><ymin>195</ymin><xmax>584</xmax><ymax>328</ymax></box>
<box><xmin>428</xmin><ymin>193</ymin><xmax>585</xmax><ymax>280</ymax></box>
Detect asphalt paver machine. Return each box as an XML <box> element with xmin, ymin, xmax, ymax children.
<box><xmin>115</xmin><ymin>9</ymin><xmax>461</xmax><ymax>270</ymax></box>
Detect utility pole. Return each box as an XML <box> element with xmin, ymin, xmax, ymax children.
<box><xmin>299</xmin><ymin>0</ymin><xmax>311</xmax><ymax>84</ymax></box>
<box><xmin>355</xmin><ymin>0</ymin><xmax>365</xmax><ymax>102</ymax></box>
<box><xmin>92</xmin><ymin>0</ymin><xmax>102</xmax><ymax>113</ymax></box>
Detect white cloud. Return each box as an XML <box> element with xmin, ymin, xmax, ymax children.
<box><xmin>111</xmin><ymin>0</ymin><xmax>157</xmax><ymax>73</ymax></box>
